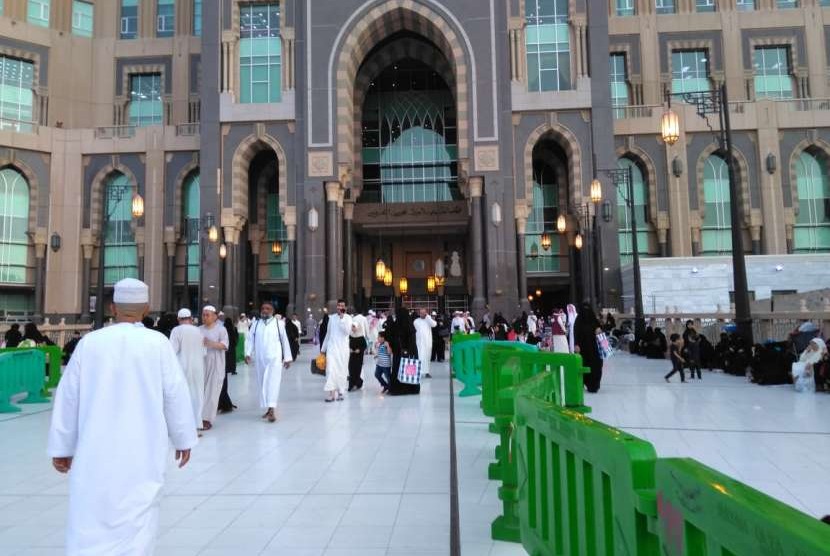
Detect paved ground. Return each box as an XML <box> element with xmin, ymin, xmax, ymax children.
<box><xmin>1</xmin><ymin>347</ymin><xmax>829</xmax><ymax>555</ymax></box>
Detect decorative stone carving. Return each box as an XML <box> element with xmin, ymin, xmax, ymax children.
<box><xmin>308</xmin><ymin>151</ymin><xmax>334</xmax><ymax>177</ymax></box>
<box><xmin>474</xmin><ymin>145</ymin><xmax>500</xmax><ymax>172</ymax></box>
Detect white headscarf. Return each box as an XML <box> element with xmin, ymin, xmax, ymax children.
<box><xmin>800</xmin><ymin>338</ymin><xmax>827</xmax><ymax>366</ymax></box>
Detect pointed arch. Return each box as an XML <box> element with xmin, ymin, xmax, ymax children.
<box><xmin>89</xmin><ymin>163</ymin><xmax>139</xmax><ymax>237</ymax></box>
<box><xmin>615</xmin><ymin>145</ymin><xmax>659</xmax><ymax>225</ymax></box>
<box><xmin>523</xmin><ymin>122</ymin><xmax>584</xmax><ymax>210</ymax></box>
<box><xmin>788</xmin><ymin>138</ymin><xmax>830</xmax><ymax>215</ymax></box>
<box><xmin>173</xmin><ymin>159</ymin><xmax>200</xmax><ymax>237</ymax></box>
<box><xmin>0</xmin><ymin>157</ymin><xmax>39</xmax><ymax>235</ymax></box>
<box><xmin>230</xmin><ymin>133</ymin><xmax>289</xmax><ymax>222</ymax></box>
<box><xmin>694</xmin><ymin>143</ymin><xmax>751</xmax><ymax>226</ymax></box>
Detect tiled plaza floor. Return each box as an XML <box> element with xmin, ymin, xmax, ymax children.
<box><xmin>1</xmin><ymin>348</ymin><xmax>829</xmax><ymax>555</ymax></box>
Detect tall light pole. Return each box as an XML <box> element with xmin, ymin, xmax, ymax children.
<box><xmin>661</xmin><ymin>84</ymin><xmax>753</xmax><ymax>345</ymax></box>
<box><xmin>95</xmin><ymin>186</ymin><xmax>144</xmax><ymax>329</ymax></box>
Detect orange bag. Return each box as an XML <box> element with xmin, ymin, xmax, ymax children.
<box><xmin>315</xmin><ymin>353</ymin><xmax>327</xmax><ymax>371</ymax></box>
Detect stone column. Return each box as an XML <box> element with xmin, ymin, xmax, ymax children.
<box><xmin>164</xmin><ymin>240</ymin><xmax>176</xmax><ymax>312</ymax></box>
<box><xmin>325</xmin><ymin>181</ymin><xmax>341</xmax><ymax>310</ymax></box>
<box><xmin>33</xmin><ymin>242</ymin><xmax>46</xmax><ymax>323</ymax></box>
<box><xmin>249</xmin><ymin>229</ymin><xmax>262</xmax><ymax>309</ymax></box>
<box><xmin>469</xmin><ymin>177</ymin><xmax>486</xmax><ymax>315</ymax></box>
<box><xmin>343</xmin><ymin>201</ymin><xmax>354</xmax><ymax>307</ymax></box>
<box><xmin>80</xmin><ymin>243</ymin><xmax>94</xmax><ymax>323</ymax></box>
<box><xmin>515</xmin><ymin>205</ymin><xmax>530</xmax><ymax>311</ymax></box>
<box><xmin>223</xmin><ymin>226</ymin><xmax>237</xmax><ymax>310</ymax></box>
<box><xmin>286</xmin><ymin>224</ymin><xmax>297</xmax><ymax>316</ymax></box>
<box><xmin>136</xmin><ymin>240</ymin><xmax>145</xmax><ymax>282</ymax></box>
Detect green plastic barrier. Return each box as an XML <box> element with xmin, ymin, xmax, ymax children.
<box><xmin>454</xmin><ymin>339</ymin><xmax>538</xmax><ymax>397</ymax></box>
<box><xmin>0</xmin><ymin>345</ymin><xmax>63</xmax><ymax>395</ymax></box>
<box><xmin>655</xmin><ymin>458</ymin><xmax>830</xmax><ymax>556</ymax></box>
<box><xmin>236</xmin><ymin>333</ymin><xmax>246</xmax><ymax>363</ymax></box>
<box><xmin>0</xmin><ymin>350</ymin><xmax>51</xmax><ymax>413</ymax></box>
<box><xmin>449</xmin><ymin>332</ymin><xmax>481</xmax><ymax>375</ymax></box>
<box><xmin>483</xmin><ymin>351</ymin><xmax>590</xmax><ymax>543</ymax></box>
<box><xmin>514</xmin><ymin>373</ymin><xmax>660</xmax><ymax>555</ymax></box>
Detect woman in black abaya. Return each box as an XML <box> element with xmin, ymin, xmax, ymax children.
<box><xmin>385</xmin><ymin>306</ymin><xmax>419</xmax><ymax>395</ymax></box>
<box><xmin>574</xmin><ymin>302</ymin><xmax>604</xmax><ymax>393</ymax></box>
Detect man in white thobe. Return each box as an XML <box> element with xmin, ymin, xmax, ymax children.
<box><xmin>200</xmin><ymin>305</ymin><xmax>229</xmax><ymax>430</ymax></box>
<box><xmin>169</xmin><ymin>308</ymin><xmax>205</xmax><ymax>435</ymax></box>
<box><xmin>48</xmin><ymin>278</ymin><xmax>196</xmax><ymax>555</ymax></box>
<box><xmin>414</xmin><ymin>308</ymin><xmax>437</xmax><ymax>379</ymax></box>
<box><xmin>451</xmin><ymin>312</ymin><xmax>466</xmax><ymax>334</ymax></box>
<box><xmin>321</xmin><ymin>299</ymin><xmax>352</xmax><ymax>401</ymax></box>
<box><xmin>245</xmin><ymin>301</ymin><xmax>293</xmax><ymax>422</ymax></box>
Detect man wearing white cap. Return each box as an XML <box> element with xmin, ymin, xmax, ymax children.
<box><xmin>414</xmin><ymin>308</ymin><xmax>437</xmax><ymax>379</ymax></box>
<box><xmin>200</xmin><ymin>305</ymin><xmax>229</xmax><ymax>430</ymax></box>
<box><xmin>169</xmin><ymin>308</ymin><xmax>205</xmax><ymax>434</ymax></box>
<box><xmin>245</xmin><ymin>300</ymin><xmax>293</xmax><ymax>422</ymax></box>
<box><xmin>47</xmin><ymin>278</ymin><xmax>197</xmax><ymax>555</ymax></box>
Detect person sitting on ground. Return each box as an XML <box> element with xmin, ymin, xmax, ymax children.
<box><xmin>4</xmin><ymin>323</ymin><xmax>23</xmax><ymax>348</ymax></box>
<box><xmin>698</xmin><ymin>333</ymin><xmax>716</xmax><ymax>371</ymax></box>
<box><xmin>791</xmin><ymin>338</ymin><xmax>827</xmax><ymax>393</ymax></box>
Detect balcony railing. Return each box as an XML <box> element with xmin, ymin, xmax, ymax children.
<box><xmin>95</xmin><ymin>125</ymin><xmax>137</xmax><ymax>139</ymax></box>
<box><xmin>778</xmin><ymin>98</ymin><xmax>830</xmax><ymax>112</ymax></box>
<box><xmin>0</xmin><ymin>118</ymin><xmax>38</xmax><ymax>133</ymax></box>
<box><xmin>612</xmin><ymin>105</ymin><xmax>657</xmax><ymax>119</ymax></box>
<box><xmin>175</xmin><ymin>123</ymin><xmax>200</xmax><ymax>136</ymax></box>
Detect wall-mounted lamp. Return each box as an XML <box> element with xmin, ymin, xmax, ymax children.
<box><xmin>766</xmin><ymin>153</ymin><xmax>777</xmax><ymax>175</ymax></box>
<box><xmin>490</xmin><ymin>201</ymin><xmax>502</xmax><ymax>226</ymax></box>
<box><xmin>219</xmin><ymin>244</ymin><xmax>227</xmax><ymax>259</ymax></box>
<box><xmin>602</xmin><ymin>200</ymin><xmax>613</xmax><ymax>223</ymax></box>
<box><xmin>672</xmin><ymin>157</ymin><xmax>684</xmax><ymax>178</ymax></box>
<box><xmin>50</xmin><ymin>232</ymin><xmax>61</xmax><ymax>253</ymax></box>
<box><xmin>308</xmin><ymin>207</ymin><xmax>319</xmax><ymax>232</ymax></box>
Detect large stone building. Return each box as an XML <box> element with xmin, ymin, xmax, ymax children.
<box><xmin>0</xmin><ymin>0</ymin><xmax>827</xmax><ymax>322</ymax></box>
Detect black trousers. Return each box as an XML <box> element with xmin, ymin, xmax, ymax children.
<box><xmin>583</xmin><ymin>359</ymin><xmax>604</xmax><ymax>393</ymax></box>
<box><xmin>348</xmin><ymin>336</ymin><xmax>367</xmax><ymax>389</ymax></box>
<box><xmin>218</xmin><ymin>372</ymin><xmax>235</xmax><ymax>412</ymax></box>
<box><xmin>432</xmin><ymin>337</ymin><xmax>446</xmax><ymax>361</ymax></box>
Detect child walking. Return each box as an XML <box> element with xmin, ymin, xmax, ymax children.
<box><xmin>374</xmin><ymin>331</ymin><xmax>393</xmax><ymax>394</ymax></box>
<box><xmin>665</xmin><ymin>333</ymin><xmax>686</xmax><ymax>383</ymax></box>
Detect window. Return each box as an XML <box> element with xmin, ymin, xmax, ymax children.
<box><xmin>182</xmin><ymin>172</ymin><xmax>200</xmax><ymax>283</ymax></box>
<box><xmin>793</xmin><ymin>151</ymin><xmax>830</xmax><ymax>252</ymax></box>
<box><xmin>526</xmin><ymin>160</ymin><xmax>561</xmax><ymax>273</ymax></box>
<box><xmin>656</xmin><ymin>0</ymin><xmax>676</xmax><ymax>13</ymax></box>
<box><xmin>120</xmin><ymin>0</ymin><xmax>138</xmax><ymax>39</ymax></box>
<box><xmin>0</xmin><ymin>167</ymin><xmax>30</xmax><ymax>284</ymax></box>
<box><xmin>27</xmin><ymin>0</ymin><xmax>49</xmax><ymax>27</ymax></box>
<box><xmin>129</xmin><ymin>73</ymin><xmax>163</xmax><ymax>127</ymax></box>
<box><xmin>266</xmin><ymin>194</ymin><xmax>288</xmax><ymax>279</ymax></box>
<box><xmin>525</xmin><ymin>0</ymin><xmax>570</xmax><ymax>92</ymax></box>
<box><xmin>820</xmin><ymin>0</ymin><xmax>830</xmax><ymax>6</ymax></box>
<box><xmin>701</xmin><ymin>154</ymin><xmax>732</xmax><ymax>255</ymax></box>
<box><xmin>616</xmin><ymin>0</ymin><xmax>635</xmax><ymax>16</ymax></box>
<box><xmin>610</xmin><ymin>54</ymin><xmax>629</xmax><ymax>119</ymax></box>
<box><xmin>753</xmin><ymin>47</ymin><xmax>793</xmax><ymax>99</ymax></box>
<box><xmin>193</xmin><ymin>0</ymin><xmax>202</xmax><ymax>36</ymax></box>
<box><xmin>672</xmin><ymin>50</ymin><xmax>710</xmax><ymax>94</ymax></box>
<box><xmin>0</xmin><ymin>1</ymin><xmax>4</xmax><ymax>16</ymax></box>
<box><xmin>776</xmin><ymin>0</ymin><xmax>798</xmax><ymax>7</ymax></box>
<box><xmin>695</xmin><ymin>0</ymin><xmax>716</xmax><ymax>12</ymax></box>
<box><xmin>736</xmin><ymin>0</ymin><xmax>755</xmax><ymax>10</ymax></box>
<box><xmin>103</xmin><ymin>173</ymin><xmax>138</xmax><ymax>285</ymax></box>
<box><xmin>616</xmin><ymin>158</ymin><xmax>650</xmax><ymax>265</ymax></box>
<box><xmin>72</xmin><ymin>1</ymin><xmax>93</xmax><ymax>37</ymax></box>
<box><xmin>239</xmin><ymin>2</ymin><xmax>281</xmax><ymax>103</ymax></box>
<box><xmin>0</xmin><ymin>56</ymin><xmax>35</xmax><ymax>132</ymax></box>
<box><xmin>157</xmin><ymin>0</ymin><xmax>174</xmax><ymax>37</ymax></box>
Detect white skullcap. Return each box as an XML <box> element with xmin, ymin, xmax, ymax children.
<box><xmin>368</xmin><ymin>310</ymin><xmax>376</xmax><ymax>316</ymax></box>
<box><xmin>177</xmin><ymin>308</ymin><xmax>192</xmax><ymax>319</ymax></box>
<box><xmin>203</xmin><ymin>305</ymin><xmax>217</xmax><ymax>314</ymax></box>
<box><xmin>113</xmin><ymin>278</ymin><xmax>149</xmax><ymax>304</ymax></box>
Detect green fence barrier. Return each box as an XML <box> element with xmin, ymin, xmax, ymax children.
<box><xmin>449</xmin><ymin>332</ymin><xmax>481</xmax><ymax>375</ymax></box>
<box><xmin>453</xmin><ymin>339</ymin><xmax>538</xmax><ymax>397</ymax></box>
<box><xmin>514</xmin><ymin>373</ymin><xmax>660</xmax><ymax>555</ymax></box>
<box><xmin>482</xmin><ymin>351</ymin><xmax>590</xmax><ymax>543</ymax></box>
<box><xmin>655</xmin><ymin>458</ymin><xmax>830</xmax><ymax>556</ymax></box>
<box><xmin>0</xmin><ymin>345</ymin><xmax>63</xmax><ymax>395</ymax></box>
<box><xmin>0</xmin><ymin>350</ymin><xmax>51</xmax><ymax>413</ymax></box>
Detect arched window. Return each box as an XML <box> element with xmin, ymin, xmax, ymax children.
<box><xmin>265</xmin><ymin>193</ymin><xmax>288</xmax><ymax>279</ymax></box>
<box><xmin>616</xmin><ymin>157</ymin><xmax>650</xmax><ymax>264</ymax></box>
<box><xmin>0</xmin><ymin>167</ymin><xmax>29</xmax><ymax>284</ymax></box>
<box><xmin>526</xmin><ymin>160</ymin><xmax>561</xmax><ymax>272</ymax></box>
<box><xmin>794</xmin><ymin>151</ymin><xmax>830</xmax><ymax>252</ymax></box>
<box><xmin>183</xmin><ymin>171</ymin><xmax>200</xmax><ymax>283</ymax></box>
<box><xmin>104</xmin><ymin>172</ymin><xmax>138</xmax><ymax>284</ymax></box>
<box><xmin>701</xmin><ymin>154</ymin><xmax>732</xmax><ymax>255</ymax></box>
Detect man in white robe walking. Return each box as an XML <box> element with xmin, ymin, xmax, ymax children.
<box><xmin>321</xmin><ymin>299</ymin><xmax>352</xmax><ymax>402</ymax></box>
<box><xmin>414</xmin><ymin>308</ymin><xmax>437</xmax><ymax>379</ymax></box>
<box><xmin>245</xmin><ymin>301</ymin><xmax>293</xmax><ymax>422</ymax></box>
<box><xmin>169</xmin><ymin>308</ymin><xmax>205</xmax><ymax>435</ymax></box>
<box><xmin>47</xmin><ymin>278</ymin><xmax>197</xmax><ymax>555</ymax></box>
<box><xmin>200</xmin><ymin>305</ymin><xmax>229</xmax><ymax>430</ymax></box>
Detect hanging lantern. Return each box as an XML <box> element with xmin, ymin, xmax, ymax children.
<box><xmin>271</xmin><ymin>240</ymin><xmax>283</xmax><ymax>256</ymax></box>
<box><xmin>530</xmin><ymin>242</ymin><xmax>539</xmax><ymax>260</ymax></box>
<box><xmin>661</xmin><ymin>107</ymin><xmax>681</xmax><ymax>145</ymax></box>
<box><xmin>541</xmin><ymin>232</ymin><xmax>552</xmax><ymax>251</ymax></box>
<box><xmin>219</xmin><ymin>244</ymin><xmax>227</xmax><ymax>259</ymax></box>
<box><xmin>435</xmin><ymin>274</ymin><xmax>445</xmax><ymax>287</ymax></box>
<box><xmin>535</xmin><ymin>289</ymin><xmax>542</xmax><ymax>297</ymax></box>
<box><xmin>427</xmin><ymin>275</ymin><xmax>436</xmax><ymax>293</ymax></box>
<box><xmin>556</xmin><ymin>214</ymin><xmax>567</xmax><ymax>233</ymax></box>
<box><xmin>383</xmin><ymin>268</ymin><xmax>393</xmax><ymax>286</ymax></box>
<box><xmin>207</xmin><ymin>225</ymin><xmax>219</xmax><ymax>243</ymax></box>
<box><xmin>590</xmin><ymin>179</ymin><xmax>603</xmax><ymax>204</ymax></box>
<box><xmin>399</xmin><ymin>276</ymin><xmax>409</xmax><ymax>295</ymax></box>
<box><xmin>528</xmin><ymin>295</ymin><xmax>534</xmax><ymax>301</ymax></box>
<box><xmin>131</xmin><ymin>193</ymin><xmax>145</xmax><ymax>218</ymax></box>
<box><xmin>575</xmin><ymin>233</ymin><xmax>584</xmax><ymax>250</ymax></box>
<box><xmin>375</xmin><ymin>258</ymin><xmax>386</xmax><ymax>282</ymax></box>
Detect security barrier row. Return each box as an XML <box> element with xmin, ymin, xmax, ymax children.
<box><xmin>0</xmin><ymin>350</ymin><xmax>50</xmax><ymax>413</ymax></box>
<box><xmin>462</xmin><ymin>338</ymin><xmax>830</xmax><ymax>555</ymax></box>
<box><xmin>0</xmin><ymin>345</ymin><xmax>63</xmax><ymax>396</ymax></box>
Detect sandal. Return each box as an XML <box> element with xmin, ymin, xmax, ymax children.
<box><xmin>202</xmin><ymin>421</ymin><xmax>212</xmax><ymax>430</ymax></box>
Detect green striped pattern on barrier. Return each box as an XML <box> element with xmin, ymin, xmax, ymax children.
<box><xmin>0</xmin><ymin>345</ymin><xmax>63</xmax><ymax>395</ymax></box>
<box><xmin>0</xmin><ymin>350</ymin><xmax>50</xmax><ymax>413</ymax></box>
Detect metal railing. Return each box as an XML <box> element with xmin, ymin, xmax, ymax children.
<box><xmin>0</xmin><ymin>118</ymin><xmax>38</xmax><ymax>133</ymax></box>
<box><xmin>95</xmin><ymin>125</ymin><xmax>137</xmax><ymax>139</ymax></box>
<box><xmin>779</xmin><ymin>98</ymin><xmax>830</xmax><ymax>112</ymax></box>
<box><xmin>612</xmin><ymin>105</ymin><xmax>657</xmax><ymax>119</ymax></box>
<box><xmin>175</xmin><ymin>123</ymin><xmax>200</xmax><ymax>136</ymax></box>
<box><xmin>0</xmin><ymin>317</ymin><xmax>93</xmax><ymax>347</ymax></box>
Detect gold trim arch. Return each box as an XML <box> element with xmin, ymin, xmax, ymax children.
<box><xmin>523</xmin><ymin>122</ymin><xmax>584</xmax><ymax>211</ymax></box>
<box><xmin>230</xmin><ymin>133</ymin><xmax>289</xmax><ymax>222</ymax></box>
<box><xmin>88</xmin><ymin>163</ymin><xmax>140</xmax><ymax>237</ymax></box>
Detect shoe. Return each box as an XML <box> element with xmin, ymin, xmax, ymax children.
<box><xmin>337</xmin><ymin>394</ymin><xmax>344</xmax><ymax>401</ymax></box>
<box><xmin>425</xmin><ymin>373</ymin><xmax>432</xmax><ymax>379</ymax></box>
<box><xmin>325</xmin><ymin>398</ymin><xmax>335</xmax><ymax>403</ymax></box>
<box><xmin>664</xmin><ymin>377</ymin><xmax>670</xmax><ymax>383</ymax></box>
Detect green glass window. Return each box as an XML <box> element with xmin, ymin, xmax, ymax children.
<box><xmin>525</xmin><ymin>0</ymin><xmax>570</xmax><ymax>92</ymax></box>
<box><xmin>616</xmin><ymin>0</ymin><xmax>635</xmax><ymax>16</ymax></box>
<box><xmin>753</xmin><ymin>47</ymin><xmax>793</xmax><ymax>100</ymax></box>
<box><xmin>27</xmin><ymin>0</ymin><xmax>49</xmax><ymax>27</ymax></box>
<box><xmin>0</xmin><ymin>167</ymin><xmax>30</xmax><ymax>284</ymax></box>
<box><xmin>672</xmin><ymin>50</ymin><xmax>710</xmax><ymax>95</ymax></box>
<box><xmin>820</xmin><ymin>0</ymin><xmax>830</xmax><ymax>6</ymax></box>
<box><xmin>266</xmin><ymin>194</ymin><xmax>288</xmax><ymax>279</ymax></box>
<box><xmin>610</xmin><ymin>53</ymin><xmax>629</xmax><ymax>119</ymax></box>
<box><xmin>72</xmin><ymin>1</ymin><xmax>93</xmax><ymax>37</ymax></box>
<box><xmin>526</xmin><ymin>161</ymin><xmax>561</xmax><ymax>273</ymax></box>
<box><xmin>794</xmin><ymin>151</ymin><xmax>830</xmax><ymax>252</ymax></box>
<box><xmin>361</xmin><ymin>60</ymin><xmax>460</xmax><ymax>204</ymax></box>
<box><xmin>736</xmin><ymin>0</ymin><xmax>755</xmax><ymax>10</ymax></box>
<box><xmin>120</xmin><ymin>0</ymin><xmax>138</xmax><ymax>39</ymax></box>
<box><xmin>656</xmin><ymin>0</ymin><xmax>676</xmax><ymax>13</ymax></box>
<box><xmin>0</xmin><ymin>1</ymin><xmax>4</xmax><ymax>16</ymax></box>
<box><xmin>157</xmin><ymin>0</ymin><xmax>174</xmax><ymax>37</ymax></box>
<box><xmin>193</xmin><ymin>0</ymin><xmax>202</xmax><ymax>36</ymax></box>
<box><xmin>695</xmin><ymin>0</ymin><xmax>716</xmax><ymax>12</ymax></box>
<box><xmin>777</xmin><ymin>0</ymin><xmax>798</xmax><ymax>7</ymax></box>
<box><xmin>0</xmin><ymin>56</ymin><xmax>35</xmax><ymax>133</ymax></box>
<box><xmin>239</xmin><ymin>2</ymin><xmax>281</xmax><ymax>104</ymax></box>
<box><xmin>129</xmin><ymin>73</ymin><xmax>163</xmax><ymax>127</ymax></box>
<box><xmin>616</xmin><ymin>158</ymin><xmax>650</xmax><ymax>265</ymax></box>
<box><xmin>701</xmin><ymin>154</ymin><xmax>732</xmax><ymax>255</ymax></box>
<box><xmin>183</xmin><ymin>172</ymin><xmax>200</xmax><ymax>283</ymax></box>
<box><xmin>104</xmin><ymin>173</ymin><xmax>138</xmax><ymax>285</ymax></box>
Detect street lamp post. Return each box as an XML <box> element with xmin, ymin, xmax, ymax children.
<box><xmin>95</xmin><ymin>186</ymin><xmax>144</xmax><ymax>329</ymax></box>
<box><xmin>661</xmin><ymin>83</ymin><xmax>753</xmax><ymax>345</ymax></box>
